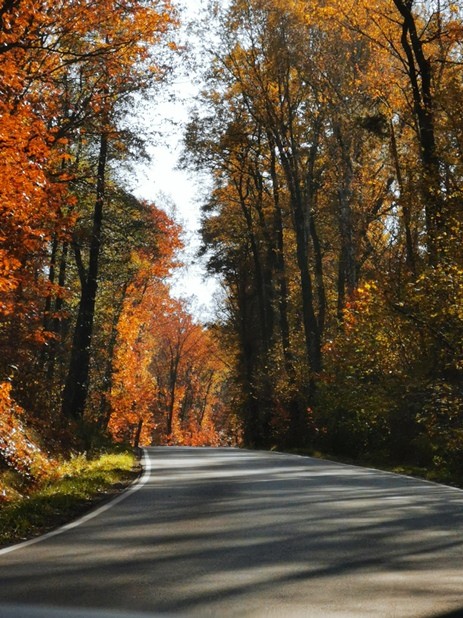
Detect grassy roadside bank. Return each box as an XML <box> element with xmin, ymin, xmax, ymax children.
<box><xmin>0</xmin><ymin>448</ymin><xmax>140</xmax><ymax>548</ymax></box>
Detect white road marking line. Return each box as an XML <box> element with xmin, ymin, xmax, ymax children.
<box><xmin>0</xmin><ymin>448</ymin><xmax>152</xmax><ymax>556</ymax></box>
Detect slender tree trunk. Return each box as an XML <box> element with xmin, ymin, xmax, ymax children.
<box><xmin>269</xmin><ymin>142</ymin><xmax>292</xmax><ymax>370</ymax></box>
<box><xmin>390</xmin><ymin>120</ymin><xmax>416</xmax><ymax>275</ymax></box>
<box><xmin>334</xmin><ymin>124</ymin><xmax>357</xmax><ymax>313</ymax></box>
<box><xmin>236</xmin><ymin>266</ymin><xmax>269</xmax><ymax>447</ymax></box>
<box><xmin>133</xmin><ymin>418</ymin><xmax>143</xmax><ymax>448</ymax></box>
<box><xmin>98</xmin><ymin>283</ymin><xmax>128</xmax><ymax>429</ymax></box>
<box><xmin>48</xmin><ymin>241</ymin><xmax>69</xmax><ymax>383</ymax></box>
<box><xmin>278</xmin><ymin>149</ymin><xmax>322</xmax><ymax>377</ymax></box>
<box><xmin>166</xmin><ymin>353</ymin><xmax>180</xmax><ymax>435</ymax></box>
<box><xmin>61</xmin><ymin>131</ymin><xmax>108</xmax><ymax>419</ymax></box>
<box><xmin>237</xmin><ymin>179</ymin><xmax>272</xmax><ymax>352</ymax></box>
<box><xmin>394</xmin><ymin>0</ymin><xmax>441</xmax><ymax>265</ymax></box>
<box><xmin>198</xmin><ymin>371</ymin><xmax>214</xmax><ymax>427</ymax></box>
<box><xmin>292</xmin><ymin>193</ymin><xmax>321</xmax><ymax>374</ymax></box>
<box><xmin>309</xmin><ymin>210</ymin><xmax>326</xmax><ymax>336</ymax></box>
<box><xmin>272</xmin><ymin>136</ymin><xmax>322</xmax><ymax>447</ymax></box>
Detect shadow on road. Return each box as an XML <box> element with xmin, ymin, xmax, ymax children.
<box><xmin>0</xmin><ymin>447</ymin><xmax>462</xmax><ymax>617</ymax></box>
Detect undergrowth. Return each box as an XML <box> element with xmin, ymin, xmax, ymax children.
<box><xmin>281</xmin><ymin>446</ymin><xmax>463</xmax><ymax>489</ymax></box>
<box><xmin>0</xmin><ymin>449</ymin><xmax>139</xmax><ymax>547</ymax></box>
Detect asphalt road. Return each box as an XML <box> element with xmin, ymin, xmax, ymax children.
<box><xmin>1</xmin><ymin>447</ymin><xmax>463</xmax><ymax>617</ymax></box>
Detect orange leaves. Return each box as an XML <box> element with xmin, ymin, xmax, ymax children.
<box><xmin>0</xmin><ymin>103</ymin><xmax>58</xmax><ymax>318</ymax></box>
<box><xmin>108</xmin><ymin>279</ymin><xmax>166</xmax><ymax>446</ymax></box>
<box><xmin>0</xmin><ymin>0</ymin><xmax>180</xmax><ymax>467</ymax></box>
<box><xmin>54</xmin><ymin>0</ymin><xmax>178</xmax><ymax>92</ymax></box>
<box><xmin>107</xmin><ymin>202</ymin><xmax>183</xmax><ymax>446</ymax></box>
<box><xmin>0</xmin><ymin>0</ymin><xmax>178</xmax><ymax>321</ymax></box>
<box><xmin>108</xmin><ymin>239</ymin><xmax>230</xmax><ymax>447</ymax></box>
<box><xmin>0</xmin><ymin>253</ymin><xmax>20</xmax><ymax>296</ymax></box>
<box><xmin>0</xmin><ymin>382</ymin><xmax>52</xmax><ymax>480</ymax></box>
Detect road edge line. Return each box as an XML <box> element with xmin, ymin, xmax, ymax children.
<box><xmin>0</xmin><ymin>448</ymin><xmax>152</xmax><ymax>556</ymax></box>
<box><xmin>270</xmin><ymin>448</ymin><xmax>463</xmax><ymax>494</ymax></box>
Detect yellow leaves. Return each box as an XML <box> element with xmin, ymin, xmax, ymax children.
<box><xmin>357</xmin><ymin>280</ymin><xmax>377</xmax><ymax>295</ymax></box>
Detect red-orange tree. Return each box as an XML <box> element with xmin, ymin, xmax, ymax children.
<box><xmin>0</xmin><ymin>0</ymin><xmax>178</xmax><ymax>469</ymax></box>
<box><xmin>108</xmin><ymin>213</ymin><xmax>231</xmax><ymax>447</ymax></box>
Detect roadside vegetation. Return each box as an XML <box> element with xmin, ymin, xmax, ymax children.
<box><xmin>283</xmin><ymin>447</ymin><xmax>463</xmax><ymax>491</ymax></box>
<box><xmin>0</xmin><ymin>448</ymin><xmax>138</xmax><ymax>548</ymax></box>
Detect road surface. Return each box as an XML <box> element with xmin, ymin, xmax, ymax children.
<box><xmin>1</xmin><ymin>447</ymin><xmax>463</xmax><ymax>617</ymax></box>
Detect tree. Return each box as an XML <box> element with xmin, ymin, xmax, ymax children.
<box><xmin>0</xmin><ymin>0</ymin><xmax>179</xmax><ymax>464</ymax></box>
<box><xmin>185</xmin><ymin>0</ymin><xmax>463</xmax><ymax>467</ymax></box>
<box><xmin>60</xmin><ymin>0</ymin><xmax>177</xmax><ymax>420</ymax></box>
<box><xmin>108</xmin><ymin>238</ymin><xmax>232</xmax><ymax>447</ymax></box>
<box><xmin>185</xmin><ymin>0</ymin><xmax>396</xmax><ymax>447</ymax></box>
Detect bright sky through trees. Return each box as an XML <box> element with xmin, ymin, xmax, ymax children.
<box><xmin>132</xmin><ymin>0</ymin><xmax>221</xmax><ymax>321</ymax></box>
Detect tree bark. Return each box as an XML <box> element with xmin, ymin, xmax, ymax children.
<box><xmin>393</xmin><ymin>0</ymin><xmax>441</xmax><ymax>265</ymax></box>
<box><xmin>390</xmin><ymin>120</ymin><xmax>417</xmax><ymax>275</ymax></box>
<box><xmin>61</xmin><ymin>131</ymin><xmax>108</xmax><ymax>419</ymax></box>
<box><xmin>334</xmin><ymin>123</ymin><xmax>357</xmax><ymax>314</ymax></box>
<box><xmin>269</xmin><ymin>138</ymin><xmax>292</xmax><ymax>371</ymax></box>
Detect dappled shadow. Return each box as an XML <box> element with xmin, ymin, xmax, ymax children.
<box><xmin>1</xmin><ymin>447</ymin><xmax>463</xmax><ymax>617</ymax></box>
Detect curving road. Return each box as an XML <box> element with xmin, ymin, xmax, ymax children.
<box><xmin>1</xmin><ymin>447</ymin><xmax>463</xmax><ymax>617</ymax></box>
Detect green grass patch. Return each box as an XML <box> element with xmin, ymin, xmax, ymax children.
<box><xmin>0</xmin><ymin>449</ymin><xmax>139</xmax><ymax>548</ymax></box>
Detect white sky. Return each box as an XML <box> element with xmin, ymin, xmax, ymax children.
<box><xmin>131</xmin><ymin>0</ymin><xmax>222</xmax><ymax>322</ymax></box>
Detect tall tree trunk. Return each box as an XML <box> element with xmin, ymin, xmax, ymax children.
<box><xmin>61</xmin><ymin>131</ymin><xmax>108</xmax><ymax>419</ymax></box>
<box><xmin>273</xmin><ymin>135</ymin><xmax>322</xmax><ymax>447</ymax></box>
<box><xmin>98</xmin><ymin>282</ymin><xmax>128</xmax><ymax>429</ymax></box>
<box><xmin>235</xmin><ymin>266</ymin><xmax>270</xmax><ymax>447</ymax></box>
<box><xmin>390</xmin><ymin>120</ymin><xmax>416</xmax><ymax>276</ymax></box>
<box><xmin>334</xmin><ymin>123</ymin><xmax>357</xmax><ymax>314</ymax></box>
<box><xmin>166</xmin><ymin>353</ymin><xmax>180</xmax><ymax>435</ymax></box>
<box><xmin>237</xmin><ymin>178</ymin><xmax>273</xmax><ymax>353</ymax></box>
<box><xmin>48</xmin><ymin>241</ymin><xmax>69</xmax><ymax>383</ymax></box>
<box><xmin>307</xmin><ymin>131</ymin><xmax>327</xmax><ymax>337</ymax></box>
<box><xmin>133</xmin><ymin>417</ymin><xmax>143</xmax><ymax>449</ymax></box>
<box><xmin>393</xmin><ymin>0</ymin><xmax>441</xmax><ymax>265</ymax></box>
<box><xmin>269</xmin><ymin>139</ymin><xmax>292</xmax><ymax>371</ymax></box>
<box><xmin>278</xmin><ymin>148</ymin><xmax>322</xmax><ymax>377</ymax></box>
<box><xmin>296</xmin><ymin>213</ymin><xmax>322</xmax><ymax>377</ymax></box>
<box><xmin>234</xmin><ymin>170</ymin><xmax>276</xmax><ymax>446</ymax></box>
<box><xmin>198</xmin><ymin>371</ymin><xmax>214</xmax><ymax>427</ymax></box>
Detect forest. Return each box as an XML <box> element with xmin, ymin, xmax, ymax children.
<box><xmin>0</xmin><ymin>0</ymin><xmax>233</xmax><ymax>495</ymax></box>
<box><xmin>1</xmin><ymin>0</ymin><xmax>463</xmax><ymax>492</ymax></box>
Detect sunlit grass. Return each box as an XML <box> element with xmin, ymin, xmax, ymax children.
<box><xmin>0</xmin><ymin>449</ymin><xmax>138</xmax><ymax>547</ymax></box>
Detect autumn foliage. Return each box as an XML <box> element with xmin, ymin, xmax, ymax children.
<box><xmin>185</xmin><ymin>0</ymin><xmax>463</xmax><ymax>477</ymax></box>
<box><xmin>108</xmin><ymin>269</ymin><xmax>232</xmax><ymax>447</ymax></box>
<box><xmin>4</xmin><ymin>0</ymin><xmax>463</xmax><ymax>486</ymax></box>
<box><xmin>0</xmin><ymin>0</ymin><xmax>235</xmax><ymax>489</ymax></box>
<box><xmin>0</xmin><ymin>382</ymin><xmax>52</xmax><ymax>482</ymax></box>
